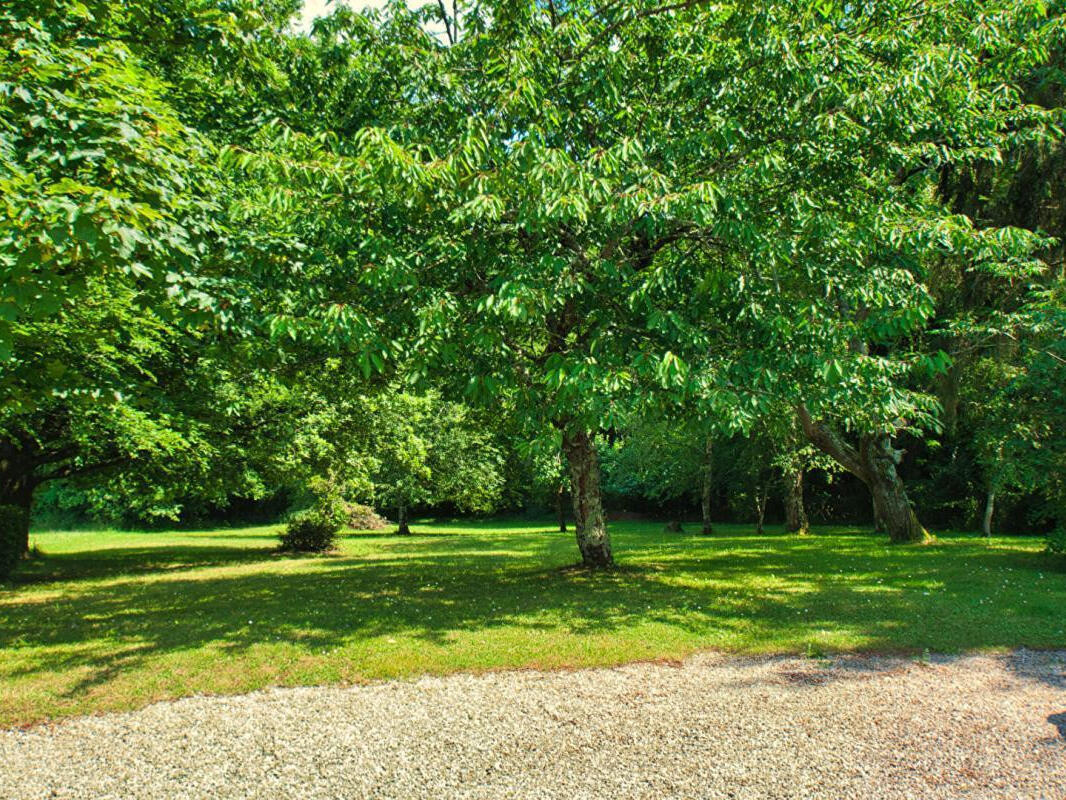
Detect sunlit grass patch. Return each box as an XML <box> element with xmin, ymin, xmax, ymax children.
<box><xmin>1</xmin><ymin>521</ymin><xmax>1062</xmax><ymax>726</ymax></box>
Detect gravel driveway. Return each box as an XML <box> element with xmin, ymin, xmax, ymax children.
<box><xmin>2</xmin><ymin>651</ymin><xmax>1064</xmax><ymax>799</ymax></box>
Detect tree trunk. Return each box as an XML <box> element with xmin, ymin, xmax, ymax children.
<box><xmin>5</xmin><ymin>490</ymin><xmax>33</xmax><ymax>557</ymax></box>
<box><xmin>862</xmin><ymin>436</ymin><xmax>928</xmax><ymax>543</ymax></box>
<box><xmin>798</xmin><ymin>406</ymin><xmax>929</xmax><ymax>544</ymax></box>
<box><xmin>396</xmin><ymin>501</ymin><xmax>411</xmax><ymax>535</ymax></box>
<box><xmin>561</xmin><ymin>430</ymin><xmax>613</xmax><ymax>568</ymax></box>
<box><xmin>935</xmin><ymin>358</ymin><xmax>962</xmax><ymax>439</ymax></box>
<box><xmin>982</xmin><ymin>489</ymin><xmax>995</xmax><ymax>538</ymax></box>
<box><xmin>872</xmin><ymin>497</ymin><xmax>887</xmax><ymax>533</ymax></box>
<box><xmin>754</xmin><ymin>487</ymin><xmax>766</xmax><ymax>535</ymax></box>
<box><xmin>700</xmin><ymin>435</ymin><xmax>714</xmax><ymax>535</ymax></box>
<box><xmin>557</xmin><ymin>481</ymin><xmax>567</xmax><ymax>532</ymax></box>
<box><xmin>784</xmin><ymin>468</ymin><xmax>809</xmax><ymax>535</ymax></box>
<box><xmin>0</xmin><ymin>462</ymin><xmax>37</xmax><ymax>557</ymax></box>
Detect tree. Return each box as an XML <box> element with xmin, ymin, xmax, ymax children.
<box><xmin>229</xmin><ymin>1</ymin><xmax>1056</xmax><ymax>564</ymax></box>
<box><xmin>927</xmin><ymin>17</ymin><xmax>1066</xmax><ymax>539</ymax></box>
<box><xmin>516</xmin><ymin>432</ymin><xmax>572</xmax><ymax>531</ymax></box>
<box><xmin>797</xmin><ymin>406</ymin><xmax>932</xmax><ymax>542</ymax></box>
<box><xmin>0</xmin><ymin>0</ymin><xmax>293</xmax><ymax>542</ymax></box>
<box><xmin>0</xmin><ymin>0</ymin><xmax>229</xmax><ymax>364</ymax></box>
<box><xmin>770</xmin><ymin>416</ymin><xmax>836</xmax><ymax>537</ymax></box>
<box><xmin>0</xmin><ymin>281</ymin><xmax>194</xmax><ymax>526</ymax></box>
<box><xmin>363</xmin><ymin>391</ymin><xmax>505</xmax><ymax>534</ymax></box>
<box><xmin>603</xmin><ymin>416</ymin><xmax>717</xmax><ymax>533</ymax></box>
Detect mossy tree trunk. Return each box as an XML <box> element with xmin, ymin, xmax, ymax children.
<box><xmin>863</xmin><ymin>436</ymin><xmax>927</xmax><ymax>543</ymax></box>
<box><xmin>798</xmin><ymin>406</ymin><xmax>929</xmax><ymax>544</ymax></box>
<box><xmin>561</xmin><ymin>429</ymin><xmax>613</xmax><ymax>568</ymax></box>
<box><xmin>396</xmin><ymin>501</ymin><xmax>411</xmax><ymax>535</ymax></box>
<box><xmin>784</xmin><ymin>467</ymin><xmax>809</xmax><ymax>535</ymax></box>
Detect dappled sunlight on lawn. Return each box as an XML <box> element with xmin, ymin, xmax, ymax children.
<box><xmin>1</xmin><ymin>521</ymin><xmax>1062</xmax><ymax>726</ymax></box>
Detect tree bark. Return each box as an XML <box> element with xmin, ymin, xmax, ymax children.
<box><xmin>798</xmin><ymin>405</ymin><xmax>929</xmax><ymax>544</ymax></box>
<box><xmin>561</xmin><ymin>430</ymin><xmax>613</xmax><ymax>568</ymax></box>
<box><xmin>700</xmin><ymin>435</ymin><xmax>714</xmax><ymax>535</ymax></box>
<box><xmin>396</xmin><ymin>501</ymin><xmax>411</xmax><ymax>535</ymax></box>
<box><xmin>784</xmin><ymin>468</ymin><xmax>809</xmax><ymax>535</ymax></box>
<box><xmin>754</xmin><ymin>487</ymin><xmax>766</xmax><ymax>535</ymax></box>
<box><xmin>872</xmin><ymin>497</ymin><xmax>887</xmax><ymax>533</ymax></box>
<box><xmin>0</xmin><ymin>453</ymin><xmax>37</xmax><ymax>557</ymax></box>
<box><xmin>556</xmin><ymin>481</ymin><xmax>567</xmax><ymax>532</ymax></box>
<box><xmin>982</xmin><ymin>488</ymin><xmax>995</xmax><ymax>538</ymax></box>
<box><xmin>862</xmin><ymin>435</ymin><xmax>928</xmax><ymax>543</ymax></box>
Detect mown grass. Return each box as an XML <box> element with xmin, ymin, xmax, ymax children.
<box><xmin>1</xmin><ymin>520</ymin><xmax>1063</xmax><ymax>727</ymax></box>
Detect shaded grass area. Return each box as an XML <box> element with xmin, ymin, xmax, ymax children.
<box><xmin>1</xmin><ymin>521</ymin><xmax>1063</xmax><ymax>726</ymax></box>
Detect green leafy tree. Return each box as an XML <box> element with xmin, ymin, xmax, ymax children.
<box><xmin>363</xmin><ymin>392</ymin><xmax>505</xmax><ymax>534</ymax></box>
<box><xmin>908</xmin><ymin>10</ymin><xmax>1066</xmax><ymax>540</ymax></box>
<box><xmin>0</xmin><ymin>0</ymin><xmax>228</xmax><ymax>363</ymax></box>
<box><xmin>0</xmin><ymin>0</ymin><xmax>288</xmax><ymax>538</ymax></box>
<box><xmin>231</xmin><ymin>1</ymin><xmax>1057</xmax><ymax>564</ymax></box>
<box><xmin>603</xmin><ymin>417</ymin><xmax>716</xmax><ymax>533</ymax></box>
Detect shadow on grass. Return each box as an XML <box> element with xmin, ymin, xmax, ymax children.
<box><xmin>1</xmin><ymin>525</ymin><xmax>1063</xmax><ymax>710</ymax></box>
<box><xmin>10</xmin><ymin>545</ymin><xmax>281</xmax><ymax>585</ymax></box>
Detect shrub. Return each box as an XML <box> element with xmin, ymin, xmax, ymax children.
<box><xmin>344</xmin><ymin>502</ymin><xmax>389</xmax><ymax>531</ymax></box>
<box><xmin>1047</xmin><ymin>527</ymin><xmax>1066</xmax><ymax>557</ymax></box>
<box><xmin>279</xmin><ymin>506</ymin><xmax>342</xmax><ymax>553</ymax></box>
<box><xmin>0</xmin><ymin>505</ymin><xmax>30</xmax><ymax>580</ymax></box>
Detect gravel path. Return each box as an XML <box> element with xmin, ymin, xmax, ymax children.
<box><xmin>2</xmin><ymin>651</ymin><xmax>1064</xmax><ymax>799</ymax></box>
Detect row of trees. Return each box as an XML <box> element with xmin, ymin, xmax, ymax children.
<box><xmin>2</xmin><ymin>0</ymin><xmax>1064</xmax><ymax>571</ymax></box>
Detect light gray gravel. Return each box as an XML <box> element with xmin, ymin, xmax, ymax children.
<box><xmin>2</xmin><ymin>650</ymin><xmax>1064</xmax><ymax>799</ymax></box>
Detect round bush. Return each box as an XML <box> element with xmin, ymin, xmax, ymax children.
<box><xmin>279</xmin><ymin>508</ymin><xmax>341</xmax><ymax>553</ymax></box>
<box><xmin>0</xmin><ymin>504</ymin><xmax>30</xmax><ymax>580</ymax></box>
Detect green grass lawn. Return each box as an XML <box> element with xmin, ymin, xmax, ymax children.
<box><xmin>1</xmin><ymin>520</ymin><xmax>1063</xmax><ymax>727</ymax></box>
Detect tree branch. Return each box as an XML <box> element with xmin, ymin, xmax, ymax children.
<box><xmin>436</xmin><ymin>0</ymin><xmax>455</xmax><ymax>45</ymax></box>
<box><xmin>574</xmin><ymin>0</ymin><xmax>711</xmax><ymax>62</ymax></box>
<box><xmin>797</xmin><ymin>404</ymin><xmax>867</xmax><ymax>481</ymax></box>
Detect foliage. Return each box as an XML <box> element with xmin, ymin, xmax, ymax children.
<box><xmin>925</xmin><ymin>11</ymin><xmax>1066</xmax><ymax>536</ymax></box>
<box><xmin>1003</xmin><ymin>343</ymin><xmax>1066</xmax><ymax>535</ymax></box>
<box><xmin>278</xmin><ymin>507</ymin><xmax>340</xmax><ymax>553</ymax></box>
<box><xmin>502</xmin><ymin>427</ymin><xmax>569</xmax><ymax>515</ymax></box>
<box><xmin>1</xmin><ymin>332</ymin><xmax>314</xmax><ymax>526</ymax></box>
<box><xmin>223</xmin><ymin>0</ymin><xmax>1063</xmax><ymax>556</ymax></box>
<box><xmin>278</xmin><ymin>473</ymin><xmax>345</xmax><ymax>553</ymax></box>
<box><xmin>603</xmin><ymin>420</ymin><xmax>706</xmax><ymax>507</ymax></box>
<box><xmin>243</xmin><ymin>1</ymin><xmax>1055</xmax><ymax>427</ymax></box>
<box><xmin>4</xmin><ymin>0</ymin><xmax>1066</xmax><ymax>551</ymax></box>
<box><xmin>0</xmin><ymin>0</ymin><xmax>225</xmax><ymax>375</ymax></box>
<box><xmin>1048</xmin><ymin>527</ymin><xmax>1066</xmax><ymax>556</ymax></box>
<box><xmin>0</xmin><ymin>0</ymin><xmax>284</xmax><ymax>526</ymax></box>
<box><xmin>362</xmin><ymin>391</ymin><xmax>505</xmax><ymax>518</ymax></box>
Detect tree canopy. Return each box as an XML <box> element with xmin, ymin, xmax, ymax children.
<box><xmin>229</xmin><ymin>0</ymin><xmax>1062</xmax><ymax>562</ymax></box>
<box><xmin>2</xmin><ymin>0</ymin><xmax>1065</xmax><ymax>571</ymax></box>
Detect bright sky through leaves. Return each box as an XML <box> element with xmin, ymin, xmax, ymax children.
<box><xmin>298</xmin><ymin>0</ymin><xmax>419</xmax><ymax>31</ymax></box>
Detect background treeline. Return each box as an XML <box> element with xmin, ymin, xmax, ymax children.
<box><xmin>2</xmin><ymin>0</ymin><xmax>1065</xmax><ymax>570</ymax></box>
<box><xmin>29</xmin><ymin>399</ymin><xmax>1063</xmax><ymax>538</ymax></box>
